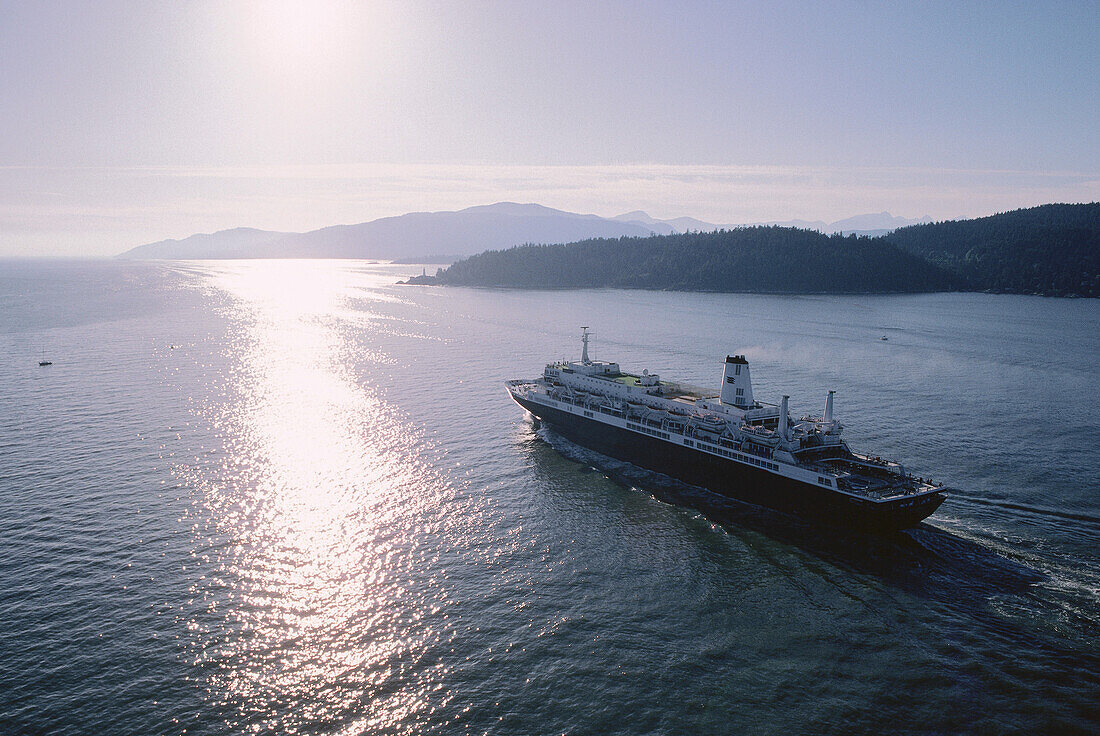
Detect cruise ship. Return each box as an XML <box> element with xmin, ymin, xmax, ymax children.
<box><xmin>507</xmin><ymin>329</ymin><xmax>946</xmax><ymax>531</ymax></box>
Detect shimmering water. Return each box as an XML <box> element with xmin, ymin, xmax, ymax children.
<box><xmin>1</xmin><ymin>259</ymin><xmax>1097</xmax><ymax>735</ymax></box>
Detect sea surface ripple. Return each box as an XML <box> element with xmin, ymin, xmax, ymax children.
<box><xmin>0</xmin><ymin>259</ymin><xmax>1097</xmax><ymax>734</ymax></box>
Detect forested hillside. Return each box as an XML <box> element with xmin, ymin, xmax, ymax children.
<box><xmin>882</xmin><ymin>203</ymin><xmax>1099</xmax><ymax>296</ymax></box>
<box><xmin>410</xmin><ymin>204</ymin><xmax>1099</xmax><ymax>296</ymax></box>
<box><xmin>424</xmin><ymin>227</ymin><xmax>957</xmax><ymax>293</ymax></box>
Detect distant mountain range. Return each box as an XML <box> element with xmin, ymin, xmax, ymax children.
<box><xmin>123</xmin><ymin>203</ymin><xmax>651</xmax><ymax>260</ymax></box>
<box><xmin>120</xmin><ymin>203</ymin><xmax>932</xmax><ymax>260</ymax></box>
<box><xmin>613</xmin><ymin>210</ymin><xmax>933</xmax><ymax>236</ymax></box>
<box><xmin>749</xmin><ymin>212</ymin><xmax>934</xmax><ymax>235</ymax></box>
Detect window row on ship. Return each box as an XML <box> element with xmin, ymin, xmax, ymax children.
<box><xmin>546</xmin><ymin>393</ymin><xmax>776</xmax><ymax>455</ymax></box>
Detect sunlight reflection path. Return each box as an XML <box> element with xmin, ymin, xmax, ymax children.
<box><xmin>177</xmin><ymin>262</ymin><xmax>455</xmax><ymax>734</ymax></box>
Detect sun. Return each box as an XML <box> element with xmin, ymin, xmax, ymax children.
<box><xmin>243</xmin><ymin>0</ymin><xmax>352</xmax><ymax>73</ymax></box>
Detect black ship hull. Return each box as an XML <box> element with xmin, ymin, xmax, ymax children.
<box><xmin>513</xmin><ymin>394</ymin><xmax>944</xmax><ymax>532</ymax></box>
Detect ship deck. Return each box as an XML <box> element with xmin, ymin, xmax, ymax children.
<box><xmin>604</xmin><ymin>372</ymin><xmax>719</xmax><ymax>400</ymax></box>
<box><xmin>805</xmin><ymin>457</ymin><xmax>928</xmax><ymax>499</ymax></box>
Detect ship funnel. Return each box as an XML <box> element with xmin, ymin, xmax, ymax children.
<box><xmin>779</xmin><ymin>395</ymin><xmax>790</xmax><ymax>440</ymax></box>
<box><xmin>720</xmin><ymin>355</ymin><xmax>753</xmax><ymax>408</ymax></box>
<box><xmin>581</xmin><ymin>326</ymin><xmax>590</xmax><ymax>364</ymax></box>
<box><xmin>824</xmin><ymin>390</ymin><xmax>835</xmax><ymax>423</ymax></box>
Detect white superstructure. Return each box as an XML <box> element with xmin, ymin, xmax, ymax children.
<box><xmin>720</xmin><ymin>355</ymin><xmax>754</xmax><ymax>408</ymax></box>
<box><xmin>507</xmin><ymin>328</ymin><xmax>946</xmax><ymax>503</ymax></box>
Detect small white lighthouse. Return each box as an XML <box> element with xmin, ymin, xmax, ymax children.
<box><xmin>720</xmin><ymin>355</ymin><xmax>754</xmax><ymax>408</ymax></box>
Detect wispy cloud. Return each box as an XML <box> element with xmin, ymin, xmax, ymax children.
<box><xmin>2</xmin><ymin>164</ymin><xmax>1097</xmax><ymax>257</ymax></box>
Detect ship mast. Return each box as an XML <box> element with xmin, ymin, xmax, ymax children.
<box><xmin>581</xmin><ymin>326</ymin><xmax>591</xmax><ymax>364</ymax></box>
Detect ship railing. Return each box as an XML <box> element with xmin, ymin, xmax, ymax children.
<box><xmin>848</xmin><ymin>452</ymin><xmax>905</xmax><ymax>475</ymax></box>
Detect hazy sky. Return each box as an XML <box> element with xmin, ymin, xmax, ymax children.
<box><xmin>1</xmin><ymin>0</ymin><xmax>1097</xmax><ymax>256</ymax></box>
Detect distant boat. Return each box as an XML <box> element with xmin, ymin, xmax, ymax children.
<box><xmin>880</xmin><ymin>336</ymin><xmax>889</xmax><ymax>341</ymax></box>
<box><xmin>38</xmin><ymin>360</ymin><xmax>52</xmax><ymax>366</ymax></box>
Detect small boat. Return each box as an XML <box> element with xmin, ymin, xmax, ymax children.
<box><xmin>880</xmin><ymin>336</ymin><xmax>888</xmax><ymax>341</ymax></box>
<box><xmin>38</xmin><ymin>360</ymin><xmax>52</xmax><ymax>366</ymax></box>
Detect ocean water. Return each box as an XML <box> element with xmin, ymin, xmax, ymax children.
<box><xmin>0</xmin><ymin>259</ymin><xmax>1097</xmax><ymax>735</ymax></box>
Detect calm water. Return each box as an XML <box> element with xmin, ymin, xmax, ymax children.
<box><xmin>1</xmin><ymin>259</ymin><xmax>1098</xmax><ymax>735</ymax></box>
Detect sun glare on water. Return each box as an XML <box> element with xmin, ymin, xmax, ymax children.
<box><xmin>176</xmin><ymin>261</ymin><xmax>455</xmax><ymax>733</ymax></box>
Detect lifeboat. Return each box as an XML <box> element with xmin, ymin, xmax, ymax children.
<box><xmin>741</xmin><ymin>426</ymin><xmax>780</xmax><ymax>446</ymax></box>
<box><xmin>697</xmin><ymin>414</ymin><xmax>725</xmax><ymax>433</ymax></box>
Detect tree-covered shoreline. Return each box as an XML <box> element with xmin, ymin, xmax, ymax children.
<box><xmin>405</xmin><ymin>203</ymin><xmax>1098</xmax><ymax>297</ymax></box>
<box><xmin>882</xmin><ymin>203</ymin><xmax>1098</xmax><ymax>296</ymax></box>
